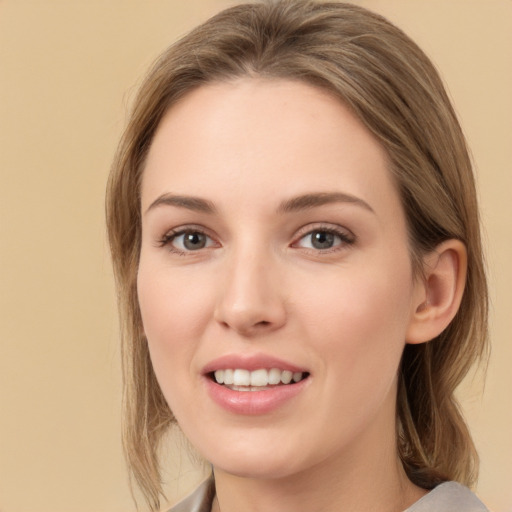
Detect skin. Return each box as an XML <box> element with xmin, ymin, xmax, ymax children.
<box><xmin>137</xmin><ymin>79</ymin><xmax>433</xmax><ymax>512</ymax></box>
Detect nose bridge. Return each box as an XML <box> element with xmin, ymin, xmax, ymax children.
<box><xmin>214</xmin><ymin>236</ymin><xmax>286</xmax><ymax>335</ymax></box>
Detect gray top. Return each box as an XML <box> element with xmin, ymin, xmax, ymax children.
<box><xmin>168</xmin><ymin>476</ymin><xmax>214</xmax><ymax>512</ymax></box>
<box><xmin>168</xmin><ymin>476</ymin><xmax>488</xmax><ymax>512</ymax></box>
<box><xmin>405</xmin><ymin>481</ymin><xmax>488</xmax><ymax>511</ymax></box>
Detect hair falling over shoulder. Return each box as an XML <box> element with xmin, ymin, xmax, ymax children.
<box><xmin>106</xmin><ymin>1</ymin><xmax>489</xmax><ymax>509</ymax></box>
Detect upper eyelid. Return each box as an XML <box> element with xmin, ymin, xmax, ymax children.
<box><xmin>293</xmin><ymin>222</ymin><xmax>354</xmax><ymax>239</ymax></box>
<box><xmin>163</xmin><ymin>224</ymin><xmax>213</xmax><ymax>237</ymax></box>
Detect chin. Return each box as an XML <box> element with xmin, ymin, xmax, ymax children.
<box><xmin>198</xmin><ymin>431</ymin><xmax>318</xmax><ymax>481</ymax></box>
<box><xmin>212</xmin><ymin>456</ymin><xmax>300</xmax><ymax>480</ymax></box>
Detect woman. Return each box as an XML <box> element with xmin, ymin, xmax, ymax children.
<box><xmin>106</xmin><ymin>1</ymin><xmax>489</xmax><ymax>511</ymax></box>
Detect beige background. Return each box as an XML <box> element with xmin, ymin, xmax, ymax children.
<box><xmin>1</xmin><ymin>1</ymin><xmax>510</xmax><ymax>511</ymax></box>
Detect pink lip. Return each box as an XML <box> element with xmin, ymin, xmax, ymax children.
<box><xmin>202</xmin><ymin>353</ymin><xmax>307</xmax><ymax>374</ymax></box>
<box><xmin>202</xmin><ymin>353</ymin><xmax>310</xmax><ymax>415</ymax></box>
<box><xmin>204</xmin><ymin>376</ymin><xmax>309</xmax><ymax>415</ymax></box>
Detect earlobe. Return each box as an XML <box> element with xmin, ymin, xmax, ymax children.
<box><xmin>406</xmin><ymin>239</ymin><xmax>467</xmax><ymax>344</ymax></box>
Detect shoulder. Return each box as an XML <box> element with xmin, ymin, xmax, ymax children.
<box><xmin>167</xmin><ymin>478</ymin><xmax>488</xmax><ymax>512</ymax></box>
<box><xmin>166</xmin><ymin>475</ymin><xmax>215</xmax><ymax>512</ymax></box>
<box><xmin>405</xmin><ymin>482</ymin><xmax>489</xmax><ymax>512</ymax></box>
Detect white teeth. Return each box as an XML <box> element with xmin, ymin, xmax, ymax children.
<box><xmin>250</xmin><ymin>369</ymin><xmax>268</xmax><ymax>386</ymax></box>
<box><xmin>233</xmin><ymin>369</ymin><xmax>250</xmax><ymax>386</ymax></box>
<box><xmin>223</xmin><ymin>369</ymin><xmax>234</xmax><ymax>385</ymax></box>
<box><xmin>213</xmin><ymin>368</ymin><xmax>305</xmax><ymax>387</ymax></box>
<box><xmin>230</xmin><ymin>385</ymin><xmax>269</xmax><ymax>392</ymax></box>
<box><xmin>281</xmin><ymin>370</ymin><xmax>293</xmax><ymax>384</ymax></box>
<box><xmin>268</xmin><ymin>368</ymin><xmax>281</xmax><ymax>385</ymax></box>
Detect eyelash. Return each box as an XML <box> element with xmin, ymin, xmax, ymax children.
<box><xmin>157</xmin><ymin>226</ymin><xmax>215</xmax><ymax>256</ymax></box>
<box><xmin>292</xmin><ymin>225</ymin><xmax>355</xmax><ymax>253</ymax></box>
<box><xmin>157</xmin><ymin>224</ymin><xmax>355</xmax><ymax>256</ymax></box>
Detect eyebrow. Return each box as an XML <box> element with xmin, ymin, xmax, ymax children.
<box><xmin>145</xmin><ymin>191</ymin><xmax>374</xmax><ymax>215</ymax></box>
<box><xmin>146</xmin><ymin>194</ymin><xmax>217</xmax><ymax>215</ymax></box>
<box><xmin>277</xmin><ymin>192</ymin><xmax>374</xmax><ymax>214</ymax></box>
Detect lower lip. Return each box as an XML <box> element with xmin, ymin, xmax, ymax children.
<box><xmin>204</xmin><ymin>376</ymin><xmax>309</xmax><ymax>415</ymax></box>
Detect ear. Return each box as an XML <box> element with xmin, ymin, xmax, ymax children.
<box><xmin>406</xmin><ymin>239</ymin><xmax>467</xmax><ymax>344</ymax></box>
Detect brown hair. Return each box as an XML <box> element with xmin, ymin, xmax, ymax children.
<box><xmin>106</xmin><ymin>1</ymin><xmax>488</xmax><ymax>509</ymax></box>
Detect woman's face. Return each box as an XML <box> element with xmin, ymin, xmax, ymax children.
<box><xmin>138</xmin><ymin>79</ymin><xmax>423</xmax><ymax>480</ymax></box>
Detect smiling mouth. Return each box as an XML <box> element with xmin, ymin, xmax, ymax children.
<box><xmin>210</xmin><ymin>368</ymin><xmax>309</xmax><ymax>391</ymax></box>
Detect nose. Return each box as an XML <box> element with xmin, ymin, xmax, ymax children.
<box><xmin>213</xmin><ymin>247</ymin><xmax>287</xmax><ymax>336</ymax></box>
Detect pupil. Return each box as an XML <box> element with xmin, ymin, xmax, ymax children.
<box><xmin>184</xmin><ymin>232</ymin><xmax>206</xmax><ymax>250</ymax></box>
<box><xmin>312</xmin><ymin>231</ymin><xmax>334</xmax><ymax>249</ymax></box>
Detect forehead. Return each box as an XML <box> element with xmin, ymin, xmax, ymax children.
<box><xmin>141</xmin><ymin>78</ymin><xmax>401</xmax><ymax>222</ymax></box>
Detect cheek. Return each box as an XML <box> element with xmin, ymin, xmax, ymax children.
<box><xmin>301</xmin><ymin>258</ymin><xmax>412</xmax><ymax>330</ymax></box>
<box><xmin>137</xmin><ymin>262</ymin><xmax>212</xmax><ymax>341</ymax></box>
<box><xmin>136</xmin><ymin>262</ymin><xmax>215</xmax><ymax>401</ymax></box>
<box><xmin>297</xmin><ymin>261</ymin><xmax>413</xmax><ymax>388</ymax></box>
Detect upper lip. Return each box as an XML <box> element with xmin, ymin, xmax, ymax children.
<box><xmin>202</xmin><ymin>353</ymin><xmax>308</xmax><ymax>374</ymax></box>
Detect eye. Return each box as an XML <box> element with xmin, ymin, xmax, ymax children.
<box><xmin>160</xmin><ymin>229</ymin><xmax>217</xmax><ymax>253</ymax></box>
<box><xmin>294</xmin><ymin>228</ymin><xmax>354</xmax><ymax>251</ymax></box>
